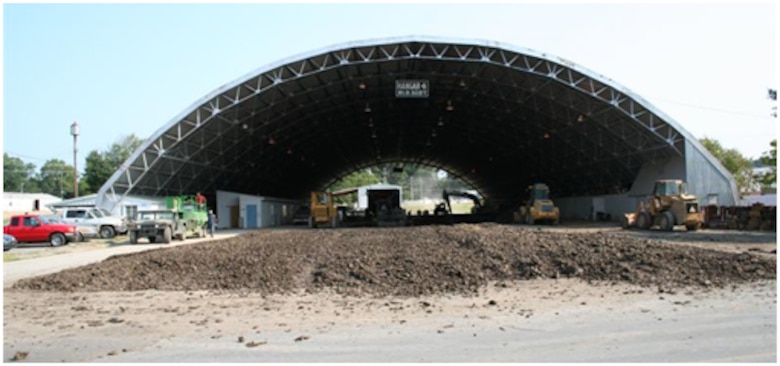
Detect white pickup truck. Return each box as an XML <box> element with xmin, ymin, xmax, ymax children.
<box><xmin>58</xmin><ymin>207</ymin><xmax>128</xmax><ymax>239</ymax></box>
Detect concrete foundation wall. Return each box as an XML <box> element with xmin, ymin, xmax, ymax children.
<box><xmin>557</xmin><ymin>194</ymin><xmax>641</xmax><ymax>221</ymax></box>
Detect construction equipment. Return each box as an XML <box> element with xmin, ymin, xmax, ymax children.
<box><xmin>622</xmin><ymin>179</ymin><xmax>702</xmax><ymax>231</ymax></box>
<box><xmin>370</xmin><ymin>189</ymin><xmax>406</xmax><ymax>227</ymax></box>
<box><xmin>166</xmin><ymin>195</ymin><xmax>209</xmax><ymax>237</ymax></box>
<box><xmin>309</xmin><ymin>191</ymin><xmax>340</xmax><ymax>228</ymax></box>
<box><xmin>441</xmin><ymin>190</ymin><xmax>484</xmax><ymax>214</ymax></box>
<box><xmin>515</xmin><ymin>183</ymin><xmax>560</xmax><ymax>225</ymax></box>
<box><xmin>310</xmin><ymin>186</ymin><xmax>407</xmax><ymax>228</ymax></box>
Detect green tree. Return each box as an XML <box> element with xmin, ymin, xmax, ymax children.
<box><xmin>3</xmin><ymin>153</ymin><xmax>39</xmax><ymax>193</ymax></box>
<box><xmin>37</xmin><ymin>159</ymin><xmax>75</xmax><ymax>198</ymax></box>
<box><xmin>373</xmin><ymin>163</ymin><xmax>428</xmax><ymax>199</ymax></box>
<box><xmin>83</xmin><ymin>134</ymin><xmax>144</xmax><ymax>193</ymax></box>
<box><xmin>331</xmin><ymin>169</ymin><xmax>381</xmax><ymax>191</ymax></box>
<box><xmin>700</xmin><ymin>137</ymin><xmax>755</xmax><ymax>195</ymax></box>
<box><xmin>106</xmin><ymin>134</ymin><xmax>144</xmax><ymax>165</ymax></box>
<box><xmin>756</xmin><ymin>139</ymin><xmax>776</xmax><ymax>190</ymax></box>
<box><xmin>78</xmin><ymin>176</ymin><xmax>94</xmax><ymax>196</ymax></box>
<box><xmin>84</xmin><ymin>150</ymin><xmax>115</xmax><ymax>194</ymax></box>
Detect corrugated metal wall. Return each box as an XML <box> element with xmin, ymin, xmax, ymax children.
<box><xmin>684</xmin><ymin>140</ymin><xmax>739</xmax><ymax>206</ymax></box>
<box><xmin>628</xmin><ymin>157</ymin><xmax>686</xmax><ymax>197</ymax></box>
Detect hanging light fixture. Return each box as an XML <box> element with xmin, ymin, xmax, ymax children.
<box><xmin>437</xmin><ymin>117</ymin><xmax>444</xmax><ymax>126</ymax></box>
<box><xmin>364</xmin><ymin>102</ymin><xmax>372</xmax><ymax>113</ymax></box>
<box><xmin>446</xmin><ymin>100</ymin><xmax>454</xmax><ymax>111</ymax></box>
<box><xmin>358</xmin><ymin>82</ymin><xmax>366</xmax><ymax>90</ymax></box>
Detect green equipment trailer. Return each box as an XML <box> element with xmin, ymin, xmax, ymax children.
<box><xmin>165</xmin><ymin>195</ymin><xmax>209</xmax><ymax>239</ymax></box>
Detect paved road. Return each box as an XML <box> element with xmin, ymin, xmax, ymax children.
<box><xmin>3</xmin><ymin>230</ymin><xmax>243</xmax><ymax>286</ymax></box>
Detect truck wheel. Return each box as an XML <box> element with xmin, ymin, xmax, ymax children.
<box><xmin>50</xmin><ymin>233</ymin><xmax>66</xmax><ymax>247</ymax></box>
<box><xmin>100</xmin><ymin>226</ymin><xmax>116</xmax><ymax>239</ymax></box>
<box><xmin>163</xmin><ymin>227</ymin><xmax>172</xmax><ymax>243</ymax></box>
<box><xmin>659</xmin><ymin>211</ymin><xmax>675</xmax><ymax>231</ymax></box>
<box><xmin>637</xmin><ymin>212</ymin><xmax>651</xmax><ymax>230</ymax></box>
<box><xmin>685</xmin><ymin>223</ymin><xmax>700</xmax><ymax>231</ymax></box>
<box><xmin>129</xmin><ymin>231</ymin><xmax>138</xmax><ymax>244</ymax></box>
<box><xmin>308</xmin><ymin>217</ymin><xmax>316</xmax><ymax>229</ymax></box>
<box><xmin>621</xmin><ymin>216</ymin><xmax>631</xmax><ymax>229</ymax></box>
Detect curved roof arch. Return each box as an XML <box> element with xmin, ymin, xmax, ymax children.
<box><xmin>97</xmin><ymin>35</ymin><xmax>737</xmax><ymax>209</ymax></box>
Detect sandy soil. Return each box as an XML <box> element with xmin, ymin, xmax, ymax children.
<box><xmin>3</xmin><ymin>279</ymin><xmax>776</xmax><ymax>362</ymax></box>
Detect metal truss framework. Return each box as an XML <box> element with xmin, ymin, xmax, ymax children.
<box><xmin>97</xmin><ymin>36</ymin><xmax>724</xmax><ymax>209</ymax></box>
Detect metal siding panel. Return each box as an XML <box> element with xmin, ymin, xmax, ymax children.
<box><xmin>627</xmin><ymin>157</ymin><xmax>686</xmax><ymax>196</ymax></box>
<box><xmin>684</xmin><ymin>140</ymin><xmax>738</xmax><ymax>206</ymax></box>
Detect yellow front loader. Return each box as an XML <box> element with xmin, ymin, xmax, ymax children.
<box><xmin>309</xmin><ymin>191</ymin><xmax>339</xmax><ymax>228</ymax></box>
<box><xmin>622</xmin><ymin>179</ymin><xmax>702</xmax><ymax>231</ymax></box>
<box><xmin>515</xmin><ymin>183</ymin><xmax>560</xmax><ymax>225</ymax></box>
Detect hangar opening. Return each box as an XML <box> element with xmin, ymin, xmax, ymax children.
<box><xmin>96</xmin><ymin>36</ymin><xmax>739</xmax><ymax>223</ymax></box>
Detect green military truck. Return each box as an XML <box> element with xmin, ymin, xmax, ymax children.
<box><xmin>128</xmin><ymin>195</ymin><xmax>209</xmax><ymax>244</ymax></box>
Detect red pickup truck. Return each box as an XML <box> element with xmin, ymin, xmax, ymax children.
<box><xmin>3</xmin><ymin>214</ymin><xmax>78</xmax><ymax>247</ymax></box>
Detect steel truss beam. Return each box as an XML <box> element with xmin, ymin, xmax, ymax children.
<box><xmin>96</xmin><ymin>36</ymin><xmax>733</xmax><ymax>211</ymax></box>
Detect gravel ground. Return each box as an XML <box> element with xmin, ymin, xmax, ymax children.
<box><xmin>13</xmin><ymin>224</ymin><xmax>776</xmax><ymax>295</ymax></box>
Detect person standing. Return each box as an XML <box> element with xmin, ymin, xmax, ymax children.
<box><xmin>207</xmin><ymin>210</ymin><xmax>217</xmax><ymax>238</ymax></box>
<box><xmin>195</xmin><ymin>192</ymin><xmax>206</xmax><ymax>210</ymax></box>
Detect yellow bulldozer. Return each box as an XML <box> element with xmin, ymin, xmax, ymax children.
<box><xmin>622</xmin><ymin>179</ymin><xmax>702</xmax><ymax>231</ymax></box>
<box><xmin>515</xmin><ymin>183</ymin><xmax>560</xmax><ymax>225</ymax></box>
<box><xmin>309</xmin><ymin>191</ymin><xmax>340</xmax><ymax>228</ymax></box>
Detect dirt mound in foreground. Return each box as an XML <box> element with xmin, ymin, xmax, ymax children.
<box><xmin>13</xmin><ymin>224</ymin><xmax>776</xmax><ymax>296</ymax></box>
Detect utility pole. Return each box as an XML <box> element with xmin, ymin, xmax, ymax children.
<box><xmin>70</xmin><ymin>121</ymin><xmax>79</xmax><ymax>197</ymax></box>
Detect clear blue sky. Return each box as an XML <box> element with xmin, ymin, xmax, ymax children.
<box><xmin>2</xmin><ymin>3</ymin><xmax>777</xmax><ymax>174</ymax></box>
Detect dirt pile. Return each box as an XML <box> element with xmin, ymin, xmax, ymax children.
<box><xmin>13</xmin><ymin>224</ymin><xmax>776</xmax><ymax>296</ymax></box>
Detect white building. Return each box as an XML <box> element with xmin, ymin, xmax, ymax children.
<box><xmin>49</xmin><ymin>193</ymin><xmax>166</xmax><ymax>219</ymax></box>
<box><xmin>215</xmin><ymin>190</ymin><xmax>300</xmax><ymax>229</ymax></box>
<box><xmin>356</xmin><ymin>183</ymin><xmax>403</xmax><ymax>209</ymax></box>
<box><xmin>3</xmin><ymin>192</ymin><xmax>61</xmax><ymax>213</ymax></box>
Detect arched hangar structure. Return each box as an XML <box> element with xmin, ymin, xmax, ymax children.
<box><xmin>97</xmin><ymin>36</ymin><xmax>738</xmax><ymax>220</ymax></box>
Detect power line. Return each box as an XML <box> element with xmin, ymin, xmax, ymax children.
<box><xmin>4</xmin><ymin>151</ymin><xmax>53</xmax><ymax>162</ymax></box>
